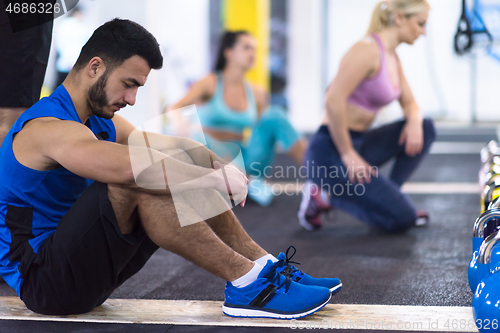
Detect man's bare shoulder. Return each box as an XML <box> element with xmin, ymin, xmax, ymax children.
<box><xmin>13</xmin><ymin>117</ymin><xmax>97</xmax><ymax>154</ymax></box>
<box><xmin>13</xmin><ymin>117</ymin><xmax>97</xmax><ymax>169</ymax></box>
<box><xmin>19</xmin><ymin>117</ymin><xmax>92</xmax><ymax>140</ymax></box>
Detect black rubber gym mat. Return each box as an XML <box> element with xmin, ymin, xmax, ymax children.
<box><xmin>85</xmin><ymin>192</ymin><xmax>477</xmax><ymax>308</ymax></box>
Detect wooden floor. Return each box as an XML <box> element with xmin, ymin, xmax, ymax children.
<box><xmin>0</xmin><ymin>297</ymin><xmax>477</xmax><ymax>332</ymax></box>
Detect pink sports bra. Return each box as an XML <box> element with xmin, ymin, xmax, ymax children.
<box><xmin>347</xmin><ymin>33</ymin><xmax>401</xmax><ymax>113</ymax></box>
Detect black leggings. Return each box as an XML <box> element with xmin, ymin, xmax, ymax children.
<box><xmin>305</xmin><ymin>118</ymin><xmax>436</xmax><ymax>233</ymax></box>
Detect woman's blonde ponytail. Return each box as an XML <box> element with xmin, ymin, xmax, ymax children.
<box><xmin>367</xmin><ymin>1</ymin><xmax>392</xmax><ymax>34</ymax></box>
<box><xmin>366</xmin><ymin>0</ymin><xmax>430</xmax><ymax>35</ymax></box>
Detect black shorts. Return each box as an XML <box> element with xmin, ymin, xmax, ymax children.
<box><xmin>0</xmin><ymin>1</ymin><xmax>53</xmax><ymax>107</ymax></box>
<box><xmin>20</xmin><ymin>182</ymin><xmax>159</xmax><ymax>315</ymax></box>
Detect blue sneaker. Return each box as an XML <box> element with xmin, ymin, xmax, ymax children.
<box><xmin>274</xmin><ymin>246</ymin><xmax>342</xmax><ymax>294</ymax></box>
<box><xmin>223</xmin><ymin>260</ymin><xmax>331</xmax><ymax>319</ymax></box>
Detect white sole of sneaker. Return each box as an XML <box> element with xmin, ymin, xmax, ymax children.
<box><xmin>297</xmin><ymin>212</ymin><xmax>316</xmax><ymax>231</ymax></box>
<box><xmin>330</xmin><ymin>282</ymin><xmax>342</xmax><ymax>294</ymax></box>
<box><xmin>297</xmin><ymin>185</ymin><xmax>312</xmax><ymax>226</ymax></box>
<box><xmin>297</xmin><ymin>183</ymin><xmax>326</xmax><ymax>231</ymax></box>
<box><xmin>222</xmin><ymin>293</ymin><xmax>331</xmax><ymax>320</ymax></box>
<box><xmin>415</xmin><ymin>216</ymin><xmax>429</xmax><ymax>227</ymax></box>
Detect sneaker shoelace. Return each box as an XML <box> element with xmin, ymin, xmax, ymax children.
<box><xmin>274</xmin><ymin>246</ymin><xmax>303</xmax><ymax>279</ymax></box>
<box><xmin>266</xmin><ymin>263</ymin><xmax>293</xmax><ymax>293</ymax></box>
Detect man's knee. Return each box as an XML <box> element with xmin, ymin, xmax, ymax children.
<box><xmin>107</xmin><ymin>182</ymin><xmax>138</xmax><ymax>198</ymax></box>
<box><xmin>107</xmin><ymin>183</ymin><xmax>173</xmax><ymax>203</ymax></box>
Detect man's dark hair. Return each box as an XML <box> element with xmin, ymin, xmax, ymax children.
<box><xmin>73</xmin><ymin>18</ymin><xmax>163</xmax><ymax>73</ymax></box>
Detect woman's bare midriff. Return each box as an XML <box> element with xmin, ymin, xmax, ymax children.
<box><xmin>204</xmin><ymin>128</ymin><xmax>244</xmax><ymax>142</ymax></box>
<box><xmin>321</xmin><ymin>102</ymin><xmax>377</xmax><ymax>133</ymax></box>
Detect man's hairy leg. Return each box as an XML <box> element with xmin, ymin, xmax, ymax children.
<box><xmin>161</xmin><ymin>148</ymin><xmax>268</xmax><ymax>261</ymax></box>
<box><xmin>205</xmin><ymin>211</ymin><xmax>268</xmax><ymax>261</ymax></box>
<box><xmin>108</xmin><ymin>184</ymin><xmax>254</xmax><ymax>282</ymax></box>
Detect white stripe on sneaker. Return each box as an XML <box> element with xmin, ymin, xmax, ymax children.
<box><xmin>222</xmin><ymin>293</ymin><xmax>332</xmax><ymax>319</ymax></box>
<box><xmin>330</xmin><ymin>282</ymin><xmax>342</xmax><ymax>293</ymax></box>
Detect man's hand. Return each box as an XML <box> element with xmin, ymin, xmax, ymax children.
<box><xmin>340</xmin><ymin>150</ymin><xmax>377</xmax><ymax>184</ymax></box>
<box><xmin>212</xmin><ymin>161</ymin><xmax>248</xmax><ymax>207</ymax></box>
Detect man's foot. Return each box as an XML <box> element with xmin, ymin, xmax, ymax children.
<box><xmin>223</xmin><ymin>260</ymin><xmax>331</xmax><ymax>319</ymax></box>
<box><xmin>248</xmin><ymin>176</ymin><xmax>274</xmax><ymax>207</ymax></box>
<box><xmin>274</xmin><ymin>246</ymin><xmax>342</xmax><ymax>294</ymax></box>
<box><xmin>415</xmin><ymin>211</ymin><xmax>429</xmax><ymax>227</ymax></box>
<box><xmin>297</xmin><ymin>181</ymin><xmax>331</xmax><ymax>231</ymax></box>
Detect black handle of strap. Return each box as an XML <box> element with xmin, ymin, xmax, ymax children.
<box><xmin>454</xmin><ymin>0</ymin><xmax>494</xmax><ymax>55</ymax></box>
<box><xmin>455</xmin><ymin>0</ymin><xmax>473</xmax><ymax>55</ymax></box>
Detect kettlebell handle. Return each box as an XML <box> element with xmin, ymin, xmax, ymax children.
<box><xmin>485</xmin><ymin>185</ymin><xmax>497</xmax><ymax>205</ymax></box>
<box><xmin>489</xmin><ymin>196</ymin><xmax>500</xmax><ymax>210</ymax></box>
<box><xmin>473</xmin><ymin>209</ymin><xmax>500</xmax><ymax>238</ymax></box>
<box><xmin>478</xmin><ymin>230</ymin><xmax>500</xmax><ymax>264</ymax></box>
<box><xmin>481</xmin><ymin>140</ymin><xmax>499</xmax><ymax>164</ymax></box>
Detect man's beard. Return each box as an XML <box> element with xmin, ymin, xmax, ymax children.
<box><xmin>87</xmin><ymin>72</ymin><xmax>113</xmax><ymax>119</ymax></box>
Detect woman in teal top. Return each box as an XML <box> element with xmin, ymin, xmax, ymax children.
<box><xmin>169</xmin><ymin>31</ymin><xmax>306</xmax><ymax>206</ymax></box>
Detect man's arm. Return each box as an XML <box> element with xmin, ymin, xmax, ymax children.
<box><xmin>112</xmin><ymin>114</ymin><xmax>236</xmax><ymax>169</ymax></box>
<box><xmin>37</xmin><ymin>118</ymin><xmax>239</xmax><ymax>195</ymax></box>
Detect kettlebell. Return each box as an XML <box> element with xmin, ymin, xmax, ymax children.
<box><xmin>482</xmin><ymin>175</ymin><xmax>500</xmax><ymax>213</ymax></box>
<box><xmin>473</xmin><ymin>230</ymin><xmax>500</xmax><ymax>332</ymax></box>
<box><xmin>469</xmin><ymin>209</ymin><xmax>500</xmax><ymax>292</ymax></box>
<box><xmin>488</xmin><ymin>196</ymin><xmax>500</xmax><ymax>210</ymax></box>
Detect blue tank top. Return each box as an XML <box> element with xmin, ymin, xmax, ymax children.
<box><xmin>197</xmin><ymin>73</ymin><xmax>258</xmax><ymax>135</ymax></box>
<box><xmin>0</xmin><ymin>85</ymin><xmax>116</xmax><ymax>296</ymax></box>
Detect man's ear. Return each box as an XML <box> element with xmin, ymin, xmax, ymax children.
<box><xmin>88</xmin><ymin>57</ymin><xmax>105</xmax><ymax>78</ymax></box>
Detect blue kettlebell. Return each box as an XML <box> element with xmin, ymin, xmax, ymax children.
<box><xmin>473</xmin><ymin>231</ymin><xmax>500</xmax><ymax>332</ymax></box>
<box><xmin>469</xmin><ymin>209</ymin><xmax>500</xmax><ymax>292</ymax></box>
